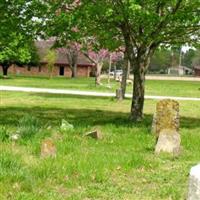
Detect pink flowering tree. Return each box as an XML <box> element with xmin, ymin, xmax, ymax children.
<box><xmin>84</xmin><ymin>49</ymin><xmax>109</xmax><ymax>85</ymax></box>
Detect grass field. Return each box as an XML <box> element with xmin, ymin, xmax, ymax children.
<box><xmin>1</xmin><ymin>89</ymin><xmax>200</xmax><ymax>199</ymax></box>
<box><xmin>1</xmin><ymin>75</ymin><xmax>200</xmax><ymax>98</ymax></box>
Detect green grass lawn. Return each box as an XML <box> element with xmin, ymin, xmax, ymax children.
<box><xmin>1</xmin><ymin>75</ymin><xmax>200</xmax><ymax>97</ymax></box>
<box><xmin>0</xmin><ymin>91</ymin><xmax>200</xmax><ymax>199</ymax></box>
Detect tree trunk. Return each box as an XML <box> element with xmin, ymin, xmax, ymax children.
<box><xmin>121</xmin><ymin>52</ymin><xmax>129</xmax><ymax>99</ymax></box>
<box><xmin>2</xmin><ymin>64</ymin><xmax>9</xmax><ymax>77</ymax></box>
<box><xmin>96</xmin><ymin>63</ymin><xmax>103</xmax><ymax>85</ymax></box>
<box><xmin>71</xmin><ymin>64</ymin><xmax>77</xmax><ymax>78</ymax></box>
<box><xmin>127</xmin><ymin>60</ymin><xmax>130</xmax><ymax>79</ymax></box>
<box><xmin>107</xmin><ymin>55</ymin><xmax>112</xmax><ymax>86</ymax></box>
<box><xmin>130</xmin><ymin>62</ymin><xmax>146</xmax><ymax>121</ymax></box>
<box><xmin>114</xmin><ymin>64</ymin><xmax>117</xmax><ymax>80</ymax></box>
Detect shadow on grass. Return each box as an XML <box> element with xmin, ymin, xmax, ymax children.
<box><xmin>29</xmin><ymin>92</ymin><xmax>116</xmax><ymax>100</ymax></box>
<box><xmin>0</xmin><ymin>106</ymin><xmax>151</xmax><ymax>129</ymax></box>
<box><xmin>1</xmin><ymin>105</ymin><xmax>199</xmax><ymax>131</ymax></box>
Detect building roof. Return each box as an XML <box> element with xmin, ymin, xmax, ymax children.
<box><xmin>35</xmin><ymin>40</ymin><xmax>94</xmax><ymax>67</ymax></box>
<box><xmin>194</xmin><ymin>66</ymin><xmax>200</xmax><ymax>70</ymax></box>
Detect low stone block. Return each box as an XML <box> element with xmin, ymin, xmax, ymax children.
<box><xmin>85</xmin><ymin>130</ymin><xmax>103</xmax><ymax>140</ymax></box>
<box><xmin>41</xmin><ymin>138</ymin><xmax>56</xmax><ymax>158</ymax></box>
<box><xmin>188</xmin><ymin>164</ymin><xmax>200</xmax><ymax>200</ymax></box>
<box><xmin>155</xmin><ymin>129</ymin><xmax>181</xmax><ymax>156</ymax></box>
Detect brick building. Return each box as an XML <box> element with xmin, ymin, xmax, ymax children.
<box><xmin>0</xmin><ymin>40</ymin><xmax>95</xmax><ymax>77</ymax></box>
<box><xmin>194</xmin><ymin>66</ymin><xmax>200</xmax><ymax>77</ymax></box>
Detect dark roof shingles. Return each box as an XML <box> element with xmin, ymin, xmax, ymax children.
<box><xmin>35</xmin><ymin>40</ymin><xmax>94</xmax><ymax>66</ymax></box>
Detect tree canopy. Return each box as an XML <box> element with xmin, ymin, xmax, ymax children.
<box><xmin>0</xmin><ymin>0</ymin><xmax>39</xmax><ymax>75</ymax></box>
<box><xmin>72</xmin><ymin>0</ymin><xmax>200</xmax><ymax>120</ymax></box>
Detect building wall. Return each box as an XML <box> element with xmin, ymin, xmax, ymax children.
<box><xmin>194</xmin><ymin>68</ymin><xmax>200</xmax><ymax>77</ymax></box>
<box><xmin>0</xmin><ymin>64</ymin><xmax>93</xmax><ymax>77</ymax></box>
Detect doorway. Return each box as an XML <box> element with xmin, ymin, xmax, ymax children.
<box><xmin>59</xmin><ymin>66</ymin><xmax>65</xmax><ymax>76</ymax></box>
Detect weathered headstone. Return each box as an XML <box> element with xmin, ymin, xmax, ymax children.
<box><xmin>41</xmin><ymin>138</ymin><xmax>56</xmax><ymax>158</ymax></box>
<box><xmin>152</xmin><ymin>99</ymin><xmax>179</xmax><ymax>137</ymax></box>
<box><xmin>155</xmin><ymin>129</ymin><xmax>181</xmax><ymax>156</ymax></box>
<box><xmin>85</xmin><ymin>129</ymin><xmax>103</xmax><ymax>140</ymax></box>
<box><xmin>188</xmin><ymin>164</ymin><xmax>200</xmax><ymax>200</ymax></box>
<box><xmin>153</xmin><ymin>99</ymin><xmax>181</xmax><ymax>155</ymax></box>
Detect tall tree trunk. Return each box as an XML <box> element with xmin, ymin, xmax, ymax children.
<box><xmin>71</xmin><ymin>64</ymin><xmax>77</xmax><ymax>78</ymax></box>
<box><xmin>114</xmin><ymin>64</ymin><xmax>117</xmax><ymax>80</ymax></box>
<box><xmin>107</xmin><ymin>55</ymin><xmax>112</xmax><ymax>86</ymax></box>
<box><xmin>96</xmin><ymin>62</ymin><xmax>103</xmax><ymax>85</ymax></box>
<box><xmin>130</xmin><ymin>61</ymin><xmax>146</xmax><ymax>121</ymax></box>
<box><xmin>127</xmin><ymin>60</ymin><xmax>130</xmax><ymax>79</ymax></box>
<box><xmin>121</xmin><ymin>52</ymin><xmax>129</xmax><ymax>99</ymax></box>
<box><xmin>2</xmin><ymin>64</ymin><xmax>9</xmax><ymax>77</ymax></box>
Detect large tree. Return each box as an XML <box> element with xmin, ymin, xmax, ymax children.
<box><xmin>75</xmin><ymin>0</ymin><xmax>200</xmax><ymax>121</ymax></box>
<box><xmin>0</xmin><ymin>0</ymin><xmax>39</xmax><ymax>76</ymax></box>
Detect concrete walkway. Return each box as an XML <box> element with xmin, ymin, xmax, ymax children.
<box><xmin>1</xmin><ymin>85</ymin><xmax>200</xmax><ymax>101</ymax></box>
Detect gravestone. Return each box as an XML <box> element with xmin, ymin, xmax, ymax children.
<box><xmin>153</xmin><ymin>99</ymin><xmax>181</xmax><ymax>155</ymax></box>
<box><xmin>155</xmin><ymin>129</ymin><xmax>181</xmax><ymax>156</ymax></box>
<box><xmin>85</xmin><ymin>126</ymin><xmax>103</xmax><ymax>140</ymax></box>
<box><xmin>41</xmin><ymin>138</ymin><xmax>56</xmax><ymax>158</ymax></box>
<box><xmin>152</xmin><ymin>99</ymin><xmax>179</xmax><ymax>137</ymax></box>
<box><xmin>85</xmin><ymin>130</ymin><xmax>103</xmax><ymax>140</ymax></box>
<box><xmin>188</xmin><ymin>164</ymin><xmax>200</xmax><ymax>200</ymax></box>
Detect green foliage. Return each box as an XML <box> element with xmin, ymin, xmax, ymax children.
<box><xmin>0</xmin><ymin>0</ymin><xmax>39</xmax><ymax>68</ymax></box>
<box><xmin>0</xmin><ymin>33</ymin><xmax>31</xmax><ymax>65</ymax></box>
<box><xmin>17</xmin><ymin>114</ymin><xmax>40</xmax><ymax>139</ymax></box>
<box><xmin>182</xmin><ymin>49</ymin><xmax>196</xmax><ymax>68</ymax></box>
<box><xmin>28</xmin><ymin>42</ymin><xmax>40</xmax><ymax>66</ymax></box>
<box><xmin>0</xmin><ymin>126</ymin><xmax>9</xmax><ymax>142</ymax></box>
<box><xmin>45</xmin><ymin>50</ymin><xmax>56</xmax><ymax>78</ymax></box>
<box><xmin>192</xmin><ymin>48</ymin><xmax>200</xmax><ymax>66</ymax></box>
<box><xmin>76</xmin><ymin>0</ymin><xmax>200</xmax><ymax>50</ymax></box>
<box><xmin>149</xmin><ymin>48</ymin><xmax>171</xmax><ymax>72</ymax></box>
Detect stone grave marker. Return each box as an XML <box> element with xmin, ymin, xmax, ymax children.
<box><xmin>188</xmin><ymin>164</ymin><xmax>200</xmax><ymax>200</ymax></box>
<box><xmin>41</xmin><ymin>138</ymin><xmax>56</xmax><ymax>158</ymax></box>
<box><xmin>153</xmin><ymin>99</ymin><xmax>181</xmax><ymax>155</ymax></box>
<box><xmin>155</xmin><ymin>129</ymin><xmax>181</xmax><ymax>155</ymax></box>
<box><xmin>153</xmin><ymin>99</ymin><xmax>179</xmax><ymax>137</ymax></box>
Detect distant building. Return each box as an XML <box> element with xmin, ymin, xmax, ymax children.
<box><xmin>1</xmin><ymin>40</ymin><xmax>95</xmax><ymax>77</ymax></box>
<box><xmin>194</xmin><ymin>66</ymin><xmax>200</xmax><ymax>76</ymax></box>
<box><xmin>167</xmin><ymin>66</ymin><xmax>193</xmax><ymax>75</ymax></box>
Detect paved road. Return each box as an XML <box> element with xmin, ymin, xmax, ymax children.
<box><xmin>1</xmin><ymin>85</ymin><xmax>200</xmax><ymax>101</ymax></box>
<box><xmin>102</xmin><ymin>74</ymin><xmax>200</xmax><ymax>81</ymax></box>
